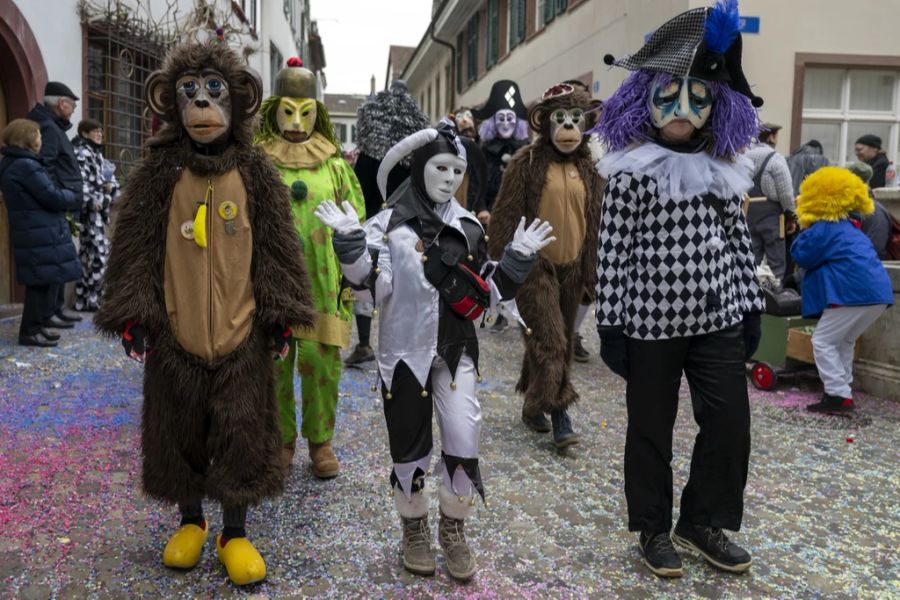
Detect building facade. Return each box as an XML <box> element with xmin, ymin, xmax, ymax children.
<box><xmin>0</xmin><ymin>0</ymin><xmax>313</xmax><ymax>306</ymax></box>
<box><xmin>324</xmin><ymin>92</ymin><xmax>366</xmax><ymax>156</ymax></box>
<box><xmin>402</xmin><ymin>0</ymin><xmax>900</xmax><ymax>167</ymax></box>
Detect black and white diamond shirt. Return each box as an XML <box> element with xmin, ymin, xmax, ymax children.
<box><xmin>595</xmin><ymin>143</ymin><xmax>765</xmax><ymax>340</ymax></box>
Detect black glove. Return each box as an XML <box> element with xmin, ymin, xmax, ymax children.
<box><xmin>742</xmin><ymin>312</ymin><xmax>761</xmax><ymax>360</ymax></box>
<box><xmin>597</xmin><ymin>325</ymin><xmax>629</xmax><ymax>380</ymax></box>
<box><xmin>122</xmin><ymin>321</ymin><xmax>148</xmax><ymax>362</ymax></box>
<box><xmin>271</xmin><ymin>325</ymin><xmax>292</xmax><ymax>361</ymax></box>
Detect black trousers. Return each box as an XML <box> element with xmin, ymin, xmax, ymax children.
<box><xmin>624</xmin><ymin>325</ymin><xmax>750</xmax><ymax>533</ymax></box>
<box><xmin>51</xmin><ymin>283</ymin><xmax>65</xmax><ymax>315</ymax></box>
<box><xmin>20</xmin><ymin>284</ymin><xmax>53</xmax><ymax>336</ymax></box>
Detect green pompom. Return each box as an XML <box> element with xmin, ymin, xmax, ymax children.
<box><xmin>291</xmin><ymin>180</ymin><xmax>308</xmax><ymax>201</ymax></box>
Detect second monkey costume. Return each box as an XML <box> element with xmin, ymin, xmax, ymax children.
<box><xmin>95</xmin><ymin>42</ymin><xmax>314</xmax><ymax>585</ymax></box>
<box><xmin>488</xmin><ymin>84</ymin><xmax>604</xmax><ymax>447</ymax></box>
<box><xmin>255</xmin><ymin>58</ymin><xmax>365</xmax><ymax>477</ymax></box>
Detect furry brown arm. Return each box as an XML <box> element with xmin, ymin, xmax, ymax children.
<box><xmin>94</xmin><ymin>151</ymin><xmax>176</xmax><ymax>336</ymax></box>
<box><xmin>487</xmin><ymin>144</ymin><xmax>544</xmax><ymax>258</ymax></box>
<box><xmin>241</xmin><ymin>149</ymin><xmax>316</xmax><ymax>329</ymax></box>
<box><xmin>577</xmin><ymin>160</ymin><xmax>606</xmax><ymax>298</ymax></box>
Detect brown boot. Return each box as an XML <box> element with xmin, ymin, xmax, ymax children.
<box><xmin>281</xmin><ymin>438</ymin><xmax>296</xmax><ymax>471</ymax></box>
<box><xmin>438</xmin><ymin>512</ymin><xmax>476</xmax><ymax>580</ymax></box>
<box><xmin>308</xmin><ymin>439</ymin><xmax>340</xmax><ymax>479</ymax></box>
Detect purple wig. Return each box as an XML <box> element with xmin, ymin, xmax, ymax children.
<box><xmin>589</xmin><ymin>69</ymin><xmax>758</xmax><ymax>158</ymax></box>
<box><xmin>479</xmin><ymin>113</ymin><xmax>530</xmax><ymax>143</ymax></box>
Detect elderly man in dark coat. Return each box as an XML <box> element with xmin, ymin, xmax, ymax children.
<box><xmin>27</xmin><ymin>81</ymin><xmax>84</xmax><ymax>325</ymax></box>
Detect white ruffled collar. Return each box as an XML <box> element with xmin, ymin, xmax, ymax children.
<box><xmin>596</xmin><ymin>143</ymin><xmax>753</xmax><ymax>201</ymax></box>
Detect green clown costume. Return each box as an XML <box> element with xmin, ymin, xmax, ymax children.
<box><xmin>255</xmin><ymin>57</ymin><xmax>365</xmax><ymax>478</ymax></box>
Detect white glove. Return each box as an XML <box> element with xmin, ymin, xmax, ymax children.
<box><xmin>314</xmin><ymin>200</ymin><xmax>362</xmax><ymax>235</ymax></box>
<box><xmin>509</xmin><ymin>217</ymin><xmax>555</xmax><ymax>256</ymax></box>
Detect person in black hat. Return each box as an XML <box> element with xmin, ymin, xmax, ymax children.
<box><xmin>469</xmin><ymin>79</ymin><xmax>529</xmax><ymax>227</ymax></box>
<box><xmin>591</xmin><ymin>0</ymin><xmax>764</xmax><ymax>578</ymax></box>
<box><xmin>27</xmin><ymin>81</ymin><xmax>84</xmax><ymax>327</ymax></box>
<box><xmin>470</xmin><ymin>79</ymin><xmax>530</xmax><ymax>333</ymax></box>
<box><xmin>854</xmin><ymin>134</ymin><xmax>890</xmax><ymax>189</ymax></box>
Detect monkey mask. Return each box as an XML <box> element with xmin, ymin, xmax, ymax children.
<box><xmin>145</xmin><ymin>42</ymin><xmax>262</xmax><ymax>148</ymax></box>
<box><xmin>528</xmin><ymin>84</ymin><xmax>601</xmax><ymax>156</ymax></box>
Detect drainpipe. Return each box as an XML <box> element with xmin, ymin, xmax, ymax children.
<box><xmin>430</xmin><ymin>23</ymin><xmax>456</xmax><ymax>112</ymax></box>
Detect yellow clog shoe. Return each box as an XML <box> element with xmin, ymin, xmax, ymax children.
<box><xmin>216</xmin><ymin>534</ymin><xmax>267</xmax><ymax>585</ymax></box>
<box><xmin>162</xmin><ymin>521</ymin><xmax>208</xmax><ymax>569</ymax></box>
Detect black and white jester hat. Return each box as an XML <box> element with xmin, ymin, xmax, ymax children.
<box><xmin>603</xmin><ymin>0</ymin><xmax>763</xmax><ymax>107</ymax></box>
<box><xmin>471</xmin><ymin>80</ymin><xmax>528</xmax><ymax>121</ymax></box>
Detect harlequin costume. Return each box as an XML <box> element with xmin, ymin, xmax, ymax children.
<box><xmin>72</xmin><ymin>134</ymin><xmax>118</xmax><ymax>311</ymax></box>
<box><xmin>314</xmin><ymin>120</ymin><xmax>554</xmax><ymax>580</ymax></box>
<box><xmin>255</xmin><ymin>57</ymin><xmax>365</xmax><ymax>477</ymax></box>
<box><xmin>95</xmin><ymin>42</ymin><xmax>314</xmax><ymax>585</ymax></box>
<box><xmin>487</xmin><ymin>83</ymin><xmax>605</xmax><ymax>447</ymax></box>
<box><xmin>591</xmin><ymin>0</ymin><xmax>765</xmax><ymax>577</ymax></box>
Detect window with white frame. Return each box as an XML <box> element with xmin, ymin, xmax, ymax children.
<box><xmin>800</xmin><ymin>67</ymin><xmax>899</xmax><ymax>166</ymax></box>
<box><xmin>536</xmin><ymin>0</ymin><xmax>546</xmax><ymax>29</ymax></box>
<box><xmin>509</xmin><ymin>0</ymin><xmax>526</xmax><ymax>50</ymax></box>
<box><xmin>335</xmin><ymin>123</ymin><xmax>348</xmax><ymax>144</ymax></box>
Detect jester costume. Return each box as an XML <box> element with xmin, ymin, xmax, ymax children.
<box><xmin>592</xmin><ymin>0</ymin><xmax>764</xmax><ymax>578</ymax></box>
<box><xmin>255</xmin><ymin>58</ymin><xmax>365</xmax><ymax>478</ymax></box>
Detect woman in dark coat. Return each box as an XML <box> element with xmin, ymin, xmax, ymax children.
<box><xmin>0</xmin><ymin>119</ymin><xmax>80</xmax><ymax>346</ymax></box>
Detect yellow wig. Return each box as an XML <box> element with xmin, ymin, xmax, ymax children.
<box><xmin>796</xmin><ymin>166</ymin><xmax>873</xmax><ymax>229</ymax></box>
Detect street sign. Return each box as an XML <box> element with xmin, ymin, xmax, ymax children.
<box><xmin>740</xmin><ymin>16</ymin><xmax>760</xmax><ymax>34</ymax></box>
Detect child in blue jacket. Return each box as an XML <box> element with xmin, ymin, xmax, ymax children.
<box><xmin>791</xmin><ymin>167</ymin><xmax>893</xmax><ymax>412</ymax></box>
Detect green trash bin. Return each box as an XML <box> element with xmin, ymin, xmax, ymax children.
<box><xmin>750</xmin><ymin>314</ymin><xmax>818</xmax><ymax>390</ymax></box>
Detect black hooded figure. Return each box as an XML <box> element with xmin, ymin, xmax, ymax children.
<box><xmin>469</xmin><ymin>80</ymin><xmax>530</xmax><ymax>225</ymax></box>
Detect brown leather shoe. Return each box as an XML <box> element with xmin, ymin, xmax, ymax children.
<box><xmin>281</xmin><ymin>438</ymin><xmax>296</xmax><ymax>470</ymax></box>
<box><xmin>308</xmin><ymin>439</ymin><xmax>340</xmax><ymax>479</ymax></box>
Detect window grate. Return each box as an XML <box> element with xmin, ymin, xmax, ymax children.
<box><xmin>85</xmin><ymin>21</ymin><xmax>165</xmax><ymax>182</ymax></box>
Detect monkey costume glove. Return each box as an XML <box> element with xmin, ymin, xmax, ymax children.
<box><xmin>122</xmin><ymin>321</ymin><xmax>148</xmax><ymax>362</ymax></box>
<box><xmin>271</xmin><ymin>325</ymin><xmax>292</xmax><ymax>361</ymax></box>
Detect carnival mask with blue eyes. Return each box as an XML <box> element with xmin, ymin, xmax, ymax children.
<box><xmin>650</xmin><ymin>76</ymin><xmax>712</xmax><ymax>130</ymax></box>
<box><xmin>176</xmin><ymin>69</ymin><xmax>232</xmax><ymax>144</ymax></box>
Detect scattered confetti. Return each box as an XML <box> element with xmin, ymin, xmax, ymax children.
<box><xmin>0</xmin><ymin>315</ymin><xmax>898</xmax><ymax>597</ymax></box>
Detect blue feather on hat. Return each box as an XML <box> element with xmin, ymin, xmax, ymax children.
<box><xmin>704</xmin><ymin>0</ymin><xmax>740</xmax><ymax>54</ymax></box>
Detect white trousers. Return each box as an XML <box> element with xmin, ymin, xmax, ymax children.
<box><xmin>812</xmin><ymin>305</ymin><xmax>887</xmax><ymax>398</ymax></box>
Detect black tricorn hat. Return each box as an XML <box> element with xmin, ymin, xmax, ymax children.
<box><xmin>603</xmin><ymin>0</ymin><xmax>763</xmax><ymax>107</ymax></box>
<box><xmin>44</xmin><ymin>81</ymin><xmax>79</xmax><ymax>101</ymax></box>
<box><xmin>471</xmin><ymin>80</ymin><xmax>527</xmax><ymax>120</ymax></box>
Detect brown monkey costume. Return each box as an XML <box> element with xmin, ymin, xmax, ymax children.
<box><xmin>488</xmin><ymin>84</ymin><xmax>604</xmax><ymax>447</ymax></box>
<box><xmin>95</xmin><ymin>42</ymin><xmax>314</xmax><ymax>586</ymax></box>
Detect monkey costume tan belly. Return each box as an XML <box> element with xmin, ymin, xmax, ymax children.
<box><xmin>489</xmin><ymin>147</ymin><xmax>604</xmax><ymax>418</ymax></box>
<box><xmin>97</xmin><ymin>145</ymin><xmax>314</xmax><ymax>510</ymax></box>
<box><xmin>164</xmin><ymin>169</ymin><xmax>254</xmax><ymax>361</ymax></box>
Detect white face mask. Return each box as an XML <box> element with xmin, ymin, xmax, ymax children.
<box><xmin>494</xmin><ymin>109</ymin><xmax>517</xmax><ymax>139</ymax></box>
<box><xmin>650</xmin><ymin>76</ymin><xmax>713</xmax><ymax>130</ymax></box>
<box><xmin>422</xmin><ymin>152</ymin><xmax>467</xmax><ymax>204</ymax></box>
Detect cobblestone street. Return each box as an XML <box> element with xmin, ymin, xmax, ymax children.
<box><xmin>1</xmin><ymin>315</ymin><xmax>898</xmax><ymax>598</ymax></box>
